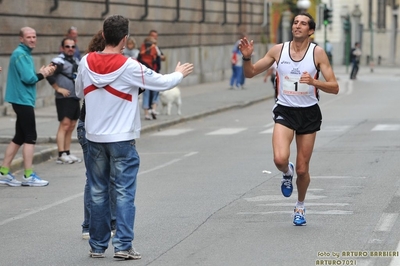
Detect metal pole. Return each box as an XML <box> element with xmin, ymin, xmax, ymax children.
<box><xmin>324</xmin><ymin>4</ymin><xmax>327</xmax><ymax>51</ymax></box>
<box><xmin>370</xmin><ymin>21</ymin><xmax>374</xmax><ymax>72</ymax></box>
<box><xmin>324</xmin><ymin>24</ymin><xmax>327</xmax><ymax>52</ymax></box>
<box><xmin>345</xmin><ymin>26</ymin><xmax>350</xmax><ymax>73</ymax></box>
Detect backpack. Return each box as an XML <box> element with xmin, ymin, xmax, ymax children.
<box><xmin>137</xmin><ymin>42</ymin><xmax>158</xmax><ymax>71</ymax></box>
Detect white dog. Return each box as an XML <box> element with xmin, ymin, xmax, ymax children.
<box><xmin>159</xmin><ymin>87</ymin><xmax>182</xmax><ymax>115</ymax></box>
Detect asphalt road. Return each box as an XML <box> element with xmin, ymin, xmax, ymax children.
<box><xmin>1</xmin><ymin>72</ymin><xmax>400</xmax><ymax>266</ymax></box>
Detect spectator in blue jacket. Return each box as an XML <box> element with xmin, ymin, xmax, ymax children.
<box><xmin>0</xmin><ymin>27</ymin><xmax>56</xmax><ymax>187</ymax></box>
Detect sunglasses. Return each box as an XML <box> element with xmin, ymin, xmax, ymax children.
<box><xmin>64</xmin><ymin>45</ymin><xmax>76</xmax><ymax>49</ymax></box>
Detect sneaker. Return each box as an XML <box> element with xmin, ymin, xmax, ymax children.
<box><xmin>82</xmin><ymin>232</ymin><xmax>90</xmax><ymax>240</ymax></box>
<box><xmin>293</xmin><ymin>206</ymin><xmax>306</xmax><ymax>226</ymax></box>
<box><xmin>0</xmin><ymin>172</ymin><xmax>21</xmax><ymax>187</ymax></box>
<box><xmin>68</xmin><ymin>154</ymin><xmax>82</xmax><ymax>163</ymax></box>
<box><xmin>89</xmin><ymin>250</ymin><xmax>105</xmax><ymax>258</ymax></box>
<box><xmin>111</xmin><ymin>229</ymin><xmax>116</xmax><ymax>238</ymax></box>
<box><xmin>281</xmin><ymin>162</ymin><xmax>294</xmax><ymax>197</ymax></box>
<box><xmin>114</xmin><ymin>248</ymin><xmax>141</xmax><ymax>260</ymax></box>
<box><xmin>21</xmin><ymin>173</ymin><xmax>49</xmax><ymax>187</ymax></box>
<box><xmin>56</xmin><ymin>152</ymin><xmax>74</xmax><ymax>164</ymax></box>
<box><xmin>144</xmin><ymin>114</ymin><xmax>152</xmax><ymax>120</ymax></box>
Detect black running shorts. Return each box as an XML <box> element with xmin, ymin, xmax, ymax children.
<box><xmin>56</xmin><ymin>98</ymin><xmax>80</xmax><ymax>122</ymax></box>
<box><xmin>272</xmin><ymin>103</ymin><xmax>322</xmax><ymax>135</ymax></box>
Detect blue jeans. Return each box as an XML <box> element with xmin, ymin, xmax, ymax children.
<box><xmin>142</xmin><ymin>89</ymin><xmax>159</xmax><ymax>109</ymax></box>
<box><xmin>77</xmin><ymin>120</ymin><xmax>116</xmax><ymax>234</ymax></box>
<box><xmin>230</xmin><ymin>65</ymin><xmax>243</xmax><ymax>87</ymax></box>
<box><xmin>87</xmin><ymin>139</ymin><xmax>140</xmax><ymax>253</ymax></box>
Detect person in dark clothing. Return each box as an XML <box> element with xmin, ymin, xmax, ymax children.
<box><xmin>350</xmin><ymin>42</ymin><xmax>362</xmax><ymax>80</ymax></box>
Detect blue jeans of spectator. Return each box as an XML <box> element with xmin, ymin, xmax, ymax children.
<box><xmin>230</xmin><ymin>65</ymin><xmax>243</xmax><ymax>87</ymax></box>
<box><xmin>142</xmin><ymin>89</ymin><xmax>159</xmax><ymax>110</ymax></box>
<box><xmin>87</xmin><ymin>139</ymin><xmax>140</xmax><ymax>253</ymax></box>
<box><xmin>77</xmin><ymin>120</ymin><xmax>116</xmax><ymax>234</ymax></box>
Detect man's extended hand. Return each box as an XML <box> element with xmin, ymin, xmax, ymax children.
<box><xmin>40</xmin><ymin>64</ymin><xmax>57</xmax><ymax>78</ymax></box>
<box><xmin>239</xmin><ymin>37</ymin><xmax>254</xmax><ymax>59</ymax></box>
<box><xmin>175</xmin><ymin>62</ymin><xmax>194</xmax><ymax>78</ymax></box>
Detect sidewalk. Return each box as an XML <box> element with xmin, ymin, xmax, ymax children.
<box><xmin>0</xmin><ymin>64</ymin><xmax>396</xmax><ymax>172</ymax></box>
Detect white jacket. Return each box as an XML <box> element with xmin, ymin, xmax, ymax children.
<box><xmin>75</xmin><ymin>52</ymin><xmax>183</xmax><ymax>142</ymax></box>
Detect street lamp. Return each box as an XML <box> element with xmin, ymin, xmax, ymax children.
<box><xmin>297</xmin><ymin>0</ymin><xmax>311</xmax><ymax>12</ymax></box>
<box><xmin>341</xmin><ymin>6</ymin><xmax>351</xmax><ymax>73</ymax></box>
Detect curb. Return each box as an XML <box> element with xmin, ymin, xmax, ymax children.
<box><xmin>9</xmin><ymin>95</ymin><xmax>272</xmax><ymax>172</ymax></box>
<box><xmin>10</xmin><ymin>147</ymin><xmax>58</xmax><ymax>174</ymax></box>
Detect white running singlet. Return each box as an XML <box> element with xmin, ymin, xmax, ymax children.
<box><xmin>275</xmin><ymin>41</ymin><xmax>320</xmax><ymax>107</ymax></box>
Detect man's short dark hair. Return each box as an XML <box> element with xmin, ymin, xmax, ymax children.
<box><xmin>61</xmin><ymin>38</ymin><xmax>75</xmax><ymax>47</ymax></box>
<box><xmin>293</xmin><ymin>12</ymin><xmax>316</xmax><ymax>31</ymax></box>
<box><xmin>103</xmin><ymin>15</ymin><xmax>129</xmax><ymax>46</ymax></box>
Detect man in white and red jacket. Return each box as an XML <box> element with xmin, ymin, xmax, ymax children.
<box><xmin>75</xmin><ymin>15</ymin><xmax>193</xmax><ymax>260</ymax></box>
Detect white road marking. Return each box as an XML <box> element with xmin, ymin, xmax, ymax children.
<box><xmin>263</xmin><ymin>122</ymin><xmax>274</xmax><ymax>128</ymax></box>
<box><xmin>151</xmin><ymin>128</ymin><xmax>194</xmax><ymax>136</ymax></box>
<box><xmin>244</xmin><ymin>194</ymin><xmax>327</xmax><ymax>202</ymax></box>
<box><xmin>260</xmin><ymin>127</ymin><xmax>273</xmax><ymax>134</ymax></box>
<box><xmin>206</xmin><ymin>128</ymin><xmax>247</xmax><ymax>135</ymax></box>
<box><xmin>184</xmin><ymin>151</ymin><xmax>198</xmax><ymax>157</ymax></box>
<box><xmin>346</xmin><ymin>79</ymin><xmax>353</xmax><ymax>95</ymax></box>
<box><xmin>395</xmin><ymin>186</ymin><xmax>400</xmax><ymax>197</ymax></box>
<box><xmin>374</xmin><ymin>213</ymin><xmax>399</xmax><ymax>232</ymax></box>
<box><xmin>139</xmin><ymin>152</ymin><xmax>197</xmax><ymax>175</ymax></box>
<box><xmin>305</xmin><ymin>176</ymin><xmax>367</xmax><ymax>179</ymax></box>
<box><xmin>273</xmin><ymin>175</ymin><xmax>366</xmax><ymax>179</ymax></box>
<box><xmin>259</xmin><ymin>203</ymin><xmax>349</xmax><ymax>207</ymax></box>
<box><xmin>371</xmin><ymin>124</ymin><xmax>400</xmax><ymax>131</ymax></box>
<box><xmin>238</xmin><ymin>210</ymin><xmax>353</xmax><ymax>215</ymax></box>
<box><xmin>0</xmin><ymin>151</ymin><xmax>198</xmax><ymax>226</ymax></box>
<box><xmin>322</xmin><ymin>125</ymin><xmax>352</xmax><ymax>132</ymax></box>
<box><xmin>0</xmin><ymin>193</ymin><xmax>83</xmax><ymax>226</ymax></box>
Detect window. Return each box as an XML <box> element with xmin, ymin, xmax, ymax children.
<box><xmin>377</xmin><ymin>0</ymin><xmax>386</xmax><ymax>29</ymax></box>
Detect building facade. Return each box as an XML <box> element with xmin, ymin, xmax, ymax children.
<box><xmin>0</xmin><ymin>0</ymin><xmax>398</xmax><ymax>108</ymax></box>
<box><xmin>313</xmin><ymin>0</ymin><xmax>400</xmax><ymax>68</ymax></box>
<box><xmin>0</xmin><ymin>0</ymin><xmax>276</xmax><ymax>108</ymax></box>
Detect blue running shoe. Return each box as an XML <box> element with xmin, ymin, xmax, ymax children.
<box><xmin>0</xmin><ymin>172</ymin><xmax>21</xmax><ymax>187</ymax></box>
<box><xmin>293</xmin><ymin>206</ymin><xmax>306</xmax><ymax>226</ymax></box>
<box><xmin>21</xmin><ymin>173</ymin><xmax>49</xmax><ymax>187</ymax></box>
<box><xmin>281</xmin><ymin>162</ymin><xmax>294</xmax><ymax>197</ymax></box>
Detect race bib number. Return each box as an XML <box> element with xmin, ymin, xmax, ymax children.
<box><xmin>282</xmin><ymin>75</ymin><xmax>309</xmax><ymax>96</ymax></box>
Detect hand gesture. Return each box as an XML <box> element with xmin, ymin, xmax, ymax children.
<box><xmin>239</xmin><ymin>37</ymin><xmax>254</xmax><ymax>59</ymax></box>
<box><xmin>175</xmin><ymin>62</ymin><xmax>194</xmax><ymax>78</ymax></box>
<box><xmin>39</xmin><ymin>64</ymin><xmax>57</xmax><ymax>78</ymax></box>
<box><xmin>299</xmin><ymin>71</ymin><xmax>314</xmax><ymax>85</ymax></box>
<box><xmin>57</xmin><ymin>87</ymin><xmax>70</xmax><ymax>97</ymax></box>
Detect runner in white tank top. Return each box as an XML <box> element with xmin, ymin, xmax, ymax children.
<box><xmin>238</xmin><ymin>13</ymin><xmax>339</xmax><ymax>226</ymax></box>
<box><xmin>276</xmin><ymin>41</ymin><xmax>319</xmax><ymax>107</ymax></box>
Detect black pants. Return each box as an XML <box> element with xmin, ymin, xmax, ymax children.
<box><xmin>12</xmin><ymin>103</ymin><xmax>37</xmax><ymax>145</ymax></box>
<box><xmin>350</xmin><ymin>60</ymin><xmax>359</xmax><ymax>79</ymax></box>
